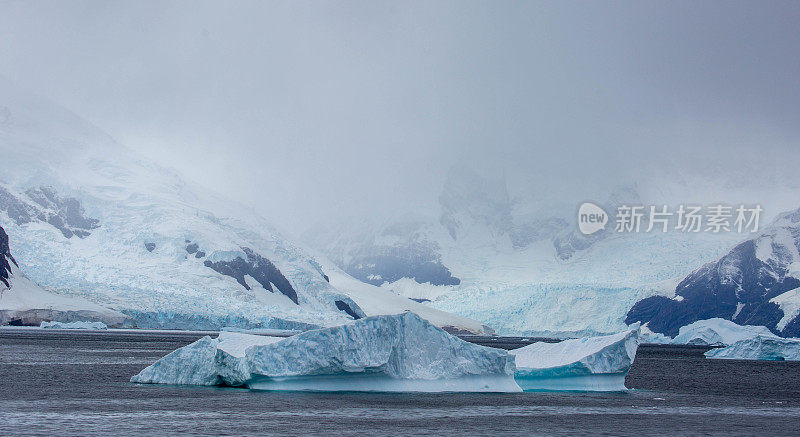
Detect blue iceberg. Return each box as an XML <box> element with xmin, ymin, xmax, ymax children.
<box><xmin>511</xmin><ymin>328</ymin><xmax>640</xmax><ymax>391</ymax></box>
<box><xmin>705</xmin><ymin>335</ymin><xmax>800</xmax><ymax>361</ymax></box>
<box><xmin>132</xmin><ymin>312</ymin><xmax>520</xmax><ymax>392</ymax></box>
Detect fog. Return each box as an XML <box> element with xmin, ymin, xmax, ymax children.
<box><xmin>1</xmin><ymin>0</ymin><xmax>798</xmax><ymax>233</ymax></box>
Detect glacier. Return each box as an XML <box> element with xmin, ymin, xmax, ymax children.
<box><xmin>0</xmin><ymin>79</ymin><xmax>489</xmax><ymax>334</ymax></box>
<box><xmin>1</xmin><ymin>223</ymin><xmax>128</xmax><ymax>326</ymax></box>
<box><xmin>40</xmin><ymin>320</ymin><xmax>107</xmax><ymax>330</ymax></box>
<box><xmin>132</xmin><ymin>312</ymin><xmax>521</xmax><ymax>392</ymax></box>
<box><xmin>705</xmin><ymin>335</ymin><xmax>800</xmax><ymax>361</ymax></box>
<box><xmin>670</xmin><ymin>318</ymin><xmax>775</xmax><ymax>346</ymax></box>
<box><xmin>510</xmin><ymin>328</ymin><xmax>640</xmax><ymax>391</ymax></box>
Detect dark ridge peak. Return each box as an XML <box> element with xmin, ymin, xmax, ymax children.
<box><xmin>0</xmin><ymin>184</ymin><xmax>99</xmax><ymax>239</ymax></box>
<box><xmin>1</xmin><ymin>224</ymin><xmax>18</xmax><ymax>288</ymax></box>
<box><xmin>203</xmin><ymin>247</ymin><xmax>298</xmax><ymax>304</ymax></box>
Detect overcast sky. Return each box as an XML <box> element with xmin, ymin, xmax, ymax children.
<box><xmin>1</xmin><ymin>1</ymin><xmax>798</xmax><ymax>232</ymax></box>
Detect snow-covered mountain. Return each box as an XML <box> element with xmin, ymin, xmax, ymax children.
<box><xmin>306</xmin><ymin>166</ymin><xmax>797</xmax><ymax>336</ymax></box>
<box><xmin>0</xmin><ymin>80</ymin><xmax>490</xmax><ymax>334</ymax></box>
<box><xmin>627</xmin><ymin>207</ymin><xmax>800</xmax><ymax>337</ymax></box>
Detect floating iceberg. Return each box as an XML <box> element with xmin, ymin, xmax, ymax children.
<box><xmin>510</xmin><ymin>328</ymin><xmax>640</xmax><ymax>391</ymax></box>
<box><xmin>671</xmin><ymin>318</ymin><xmax>774</xmax><ymax>346</ymax></box>
<box><xmin>40</xmin><ymin>321</ymin><xmax>108</xmax><ymax>330</ymax></box>
<box><xmin>132</xmin><ymin>312</ymin><xmax>520</xmax><ymax>392</ymax></box>
<box><xmin>705</xmin><ymin>335</ymin><xmax>800</xmax><ymax>361</ymax></box>
<box><xmin>631</xmin><ymin>323</ymin><xmax>672</xmax><ymax>344</ymax></box>
<box><xmin>640</xmin><ymin>331</ymin><xmax>671</xmax><ymax>344</ymax></box>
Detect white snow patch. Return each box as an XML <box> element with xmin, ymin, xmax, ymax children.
<box><xmin>325</xmin><ymin>266</ymin><xmax>493</xmax><ymax>334</ymax></box>
<box><xmin>379</xmin><ymin>277</ymin><xmax>456</xmax><ymax>301</ymax></box>
<box><xmin>770</xmin><ymin>287</ymin><xmax>800</xmax><ymax>332</ymax></box>
<box><xmin>214</xmin><ymin>331</ymin><xmax>283</xmax><ymax>358</ymax></box>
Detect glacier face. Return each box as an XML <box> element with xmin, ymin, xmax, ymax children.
<box><xmin>705</xmin><ymin>335</ymin><xmax>800</xmax><ymax>361</ymax></box>
<box><xmin>132</xmin><ymin>312</ymin><xmax>521</xmax><ymax>392</ymax></box>
<box><xmin>0</xmin><ymin>80</ymin><xmax>489</xmax><ymax>334</ymax></box>
<box><xmin>510</xmin><ymin>328</ymin><xmax>640</xmax><ymax>391</ymax></box>
<box><xmin>670</xmin><ymin>318</ymin><xmax>775</xmax><ymax>346</ymax></box>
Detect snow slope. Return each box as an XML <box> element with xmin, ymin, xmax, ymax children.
<box><xmin>0</xmin><ymin>80</ymin><xmax>488</xmax><ymax>334</ymax></box>
<box><xmin>0</xmin><ymin>224</ymin><xmax>127</xmax><ymax>326</ymax></box>
<box><xmin>132</xmin><ymin>312</ymin><xmax>520</xmax><ymax>392</ymax></box>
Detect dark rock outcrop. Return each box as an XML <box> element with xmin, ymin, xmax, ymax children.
<box><xmin>344</xmin><ymin>240</ymin><xmax>460</xmax><ymax>287</ymax></box>
<box><xmin>1</xmin><ymin>225</ymin><xmax>18</xmax><ymax>288</ymax></box>
<box><xmin>204</xmin><ymin>247</ymin><xmax>298</xmax><ymax>304</ymax></box>
<box><xmin>334</xmin><ymin>300</ymin><xmax>362</xmax><ymax>319</ymax></box>
<box><xmin>145</xmin><ymin>242</ymin><xmax>156</xmax><ymax>252</ymax></box>
<box><xmin>0</xmin><ymin>185</ymin><xmax>99</xmax><ymax>239</ymax></box>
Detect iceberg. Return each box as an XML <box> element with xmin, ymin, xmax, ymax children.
<box><xmin>640</xmin><ymin>331</ymin><xmax>671</xmax><ymax>344</ymax></box>
<box><xmin>510</xmin><ymin>328</ymin><xmax>640</xmax><ymax>391</ymax></box>
<box><xmin>671</xmin><ymin>318</ymin><xmax>774</xmax><ymax>346</ymax></box>
<box><xmin>705</xmin><ymin>335</ymin><xmax>800</xmax><ymax>361</ymax></box>
<box><xmin>40</xmin><ymin>321</ymin><xmax>108</xmax><ymax>330</ymax></box>
<box><xmin>132</xmin><ymin>312</ymin><xmax>521</xmax><ymax>392</ymax></box>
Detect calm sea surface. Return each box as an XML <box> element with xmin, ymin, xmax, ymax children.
<box><xmin>1</xmin><ymin>328</ymin><xmax>799</xmax><ymax>436</ymax></box>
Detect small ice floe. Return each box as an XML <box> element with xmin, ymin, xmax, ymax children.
<box><xmin>636</xmin><ymin>323</ymin><xmax>672</xmax><ymax>344</ymax></box>
<box><xmin>671</xmin><ymin>318</ymin><xmax>774</xmax><ymax>346</ymax></box>
<box><xmin>510</xmin><ymin>328</ymin><xmax>640</xmax><ymax>391</ymax></box>
<box><xmin>131</xmin><ymin>312</ymin><xmax>520</xmax><ymax>392</ymax></box>
<box><xmin>40</xmin><ymin>321</ymin><xmax>108</xmax><ymax>330</ymax></box>
<box><xmin>705</xmin><ymin>335</ymin><xmax>800</xmax><ymax>361</ymax></box>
